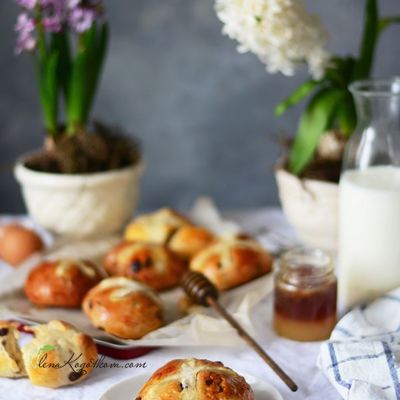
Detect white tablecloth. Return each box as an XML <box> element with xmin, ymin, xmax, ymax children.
<box><xmin>0</xmin><ymin>208</ymin><xmax>338</xmax><ymax>400</ymax></box>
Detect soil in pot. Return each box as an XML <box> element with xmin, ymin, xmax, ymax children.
<box><xmin>298</xmin><ymin>158</ymin><xmax>342</xmax><ymax>183</ymax></box>
<box><xmin>25</xmin><ymin>121</ymin><xmax>141</xmax><ymax>174</ymax></box>
<box><xmin>281</xmin><ymin>130</ymin><xmax>346</xmax><ymax>182</ymax></box>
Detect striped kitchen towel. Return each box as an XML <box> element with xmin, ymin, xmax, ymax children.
<box><xmin>318</xmin><ymin>288</ymin><xmax>400</xmax><ymax>400</ymax></box>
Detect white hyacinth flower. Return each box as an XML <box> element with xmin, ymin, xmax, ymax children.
<box><xmin>215</xmin><ymin>0</ymin><xmax>331</xmax><ymax>79</ymax></box>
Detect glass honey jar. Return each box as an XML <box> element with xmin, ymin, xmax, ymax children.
<box><xmin>273</xmin><ymin>248</ymin><xmax>337</xmax><ymax>341</ymax></box>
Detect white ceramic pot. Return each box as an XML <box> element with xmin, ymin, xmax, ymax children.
<box><xmin>15</xmin><ymin>159</ymin><xmax>144</xmax><ymax>238</ymax></box>
<box><xmin>275</xmin><ymin>167</ymin><xmax>339</xmax><ymax>254</ymax></box>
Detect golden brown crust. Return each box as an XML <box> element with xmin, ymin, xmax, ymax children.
<box><xmin>136</xmin><ymin>358</ymin><xmax>254</xmax><ymax>400</ymax></box>
<box><xmin>104</xmin><ymin>242</ymin><xmax>187</xmax><ymax>291</ymax></box>
<box><xmin>190</xmin><ymin>237</ymin><xmax>273</xmax><ymax>290</ymax></box>
<box><xmin>124</xmin><ymin>208</ymin><xmax>191</xmax><ymax>244</ymax></box>
<box><xmin>24</xmin><ymin>259</ymin><xmax>102</xmax><ymax>308</ymax></box>
<box><xmin>124</xmin><ymin>208</ymin><xmax>215</xmax><ymax>260</ymax></box>
<box><xmin>169</xmin><ymin>226</ymin><xmax>216</xmax><ymax>259</ymax></box>
<box><xmin>82</xmin><ymin>278</ymin><xmax>163</xmax><ymax>339</ymax></box>
<box><xmin>21</xmin><ymin>320</ymin><xmax>97</xmax><ymax>388</ymax></box>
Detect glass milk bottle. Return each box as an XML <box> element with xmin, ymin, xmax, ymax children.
<box><xmin>339</xmin><ymin>79</ymin><xmax>400</xmax><ymax>309</ymax></box>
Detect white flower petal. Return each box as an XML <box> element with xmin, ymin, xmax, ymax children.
<box><xmin>215</xmin><ymin>0</ymin><xmax>330</xmax><ymax>78</ymax></box>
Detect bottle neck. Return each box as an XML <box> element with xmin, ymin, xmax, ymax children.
<box><xmin>343</xmin><ymin>80</ymin><xmax>400</xmax><ymax>171</ymax></box>
<box><xmin>354</xmin><ymin>94</ymin><xmax>400</xmax><ymax>131</ymax></box>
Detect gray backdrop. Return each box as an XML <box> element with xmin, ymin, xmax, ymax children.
<box><xmin>0</xmin><ymin>0</ymin><xmax>398</xmax><ymax>213</ymax></box>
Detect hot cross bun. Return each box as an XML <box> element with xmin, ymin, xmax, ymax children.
<box><xmin>190</xmin><ymin>236</ymin><xmax>273</xmax><ymax>290</ymax></box>
<box><xmin>104</xmin><ymin>242</ymin><xmax>187</xmax><ymax>291</ymax></box>
<box><xmin>82</xmin><ymin>277</ymin><xmax>163</xmax><ymax>339</ymax></box>
<box><xmin>24</xmin><ymin>259</ymin><xmax>102</xmax><ymax>308</ymax></box>
<box><xmin>135</xmin><ymin>358</ymin><xmax>254</xmax><ymax>400</ymax></box>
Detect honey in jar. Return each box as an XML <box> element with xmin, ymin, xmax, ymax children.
<box><xmin>273</xmin><ymin>248</ymin><xmax>337</xmax><ymax>341</ymax></box>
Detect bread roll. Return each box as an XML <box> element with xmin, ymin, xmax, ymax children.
<box><xmin>82</xmin><ymin>277</ymin><xmax>163</xmax><ymax>339</ymax></box>
<box><xmin>135</xmin><ymin>358</ymin><xmax>254</xmax><ymax>400</ymax></box>
<box><xmin>24</xmin><ymin>259</ymin><xmax>102</xmax><ymax>308</ymax></box>
<box><xmin>168</xmin><ymin>225</ymin><xmax>215</xmax><ymax>259</ymax></box>
<box><xmin>125</xmin><ymin>208</ymin><xmax>190</xmax><ymax>244</ymax></box>
<box><xmin>190</xmin><ymin>236</ymin><xmax>273</xmax><ymax>290</ymax></box>
<box><xmin>21</xmin><ymin>320</ymin><xmax>97</xmax><ymax>388</ymax></box>
<box><xmin>104</xmin><ymin>242</ymin><xmax>187</xmax><ymax>291</ymax></box>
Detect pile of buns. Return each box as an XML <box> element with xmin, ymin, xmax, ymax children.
<box><xmin>0</xmin><ymin>320</ymin><xmax>97</xmax><ymax>388</ymax></box>
<box><xmin>22</xmin><ymin>207</ymin><xmax>273</xmax><ymax>341</ymax></box>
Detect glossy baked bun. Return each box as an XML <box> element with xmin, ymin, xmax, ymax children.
<box><xmin>21</xmin><ymin>320</ymin><xmax>97</xmax><ymax>388</ymax></box>
<box><xmin>104</xmin><ymin>242</ymin><xmax>187</xmax><ymax>291</ymax></box>
<box><xmin>24</xmin><ymin>259</ymin><xmax>102</xmax><ymax>308</ymax></box>
<box><xmin>82</xmin><ymin>277</ymin><xmax>163</xmax><ymax>339</ymax></box>
<box><xmin>168</xmin><ymin>225</ymin><xmax>216</xmax><ymax>259</ymax></box>
<box><xmin>190</xmin><ymin>236</ymin><xmax>273</xmax><ymax>290</ymax></box>
<box><xmin>135</xmin><ymin>358</ymin><xmax>254</xmax><ymax>400</ymax></box>
<box><xmin>125</xmin><ymin>208</ymin><xmax>190</xmax><ymax>243</ymax></box>
<box><xmin>124</xmin><ymin>208</ymin><xmax>215</xmax><ymax>259</ymax></box>
<box><xmin>0</xmin><ymin>321</ymin><xmax>26</xmax><ymax>378</ymax></box>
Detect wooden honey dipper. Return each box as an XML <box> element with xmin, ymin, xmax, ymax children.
<box><xmin>181</xmin><ymin>271</ymin><xmax>298</xmax><ymax>392</ymax></box>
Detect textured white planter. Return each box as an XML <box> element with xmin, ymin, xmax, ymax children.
<box><xmin>15</xmin><ymin>159</ymin><xmax>144</xmax><ymax>238</ymax></box>
<box><xmin>275</xmin><ymin>167</ymin><xmax>339</xmax><ymax>254</ymax></box>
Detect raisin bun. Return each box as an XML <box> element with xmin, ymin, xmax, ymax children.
<box><xmin>190</xmin><ymin>236</ymin><xmax>273</xmax><ymax>290</ymax></box>
<box><xmin>124</xmin><ymin>208</ymin><xmax>215</xmax><ymax>259</ymax></box>
<box><xmin>21</xmin><ymin>320</ymin><xmax>97</xmax><ymax>388</ymax></box>
<box><xmin>104</xmin><ymin>242</ymin><xmax>187</xmax><ymax>291</ymax></box>
<box><xmin>0</xmin><ymin>321</ymin><xmax>26</xmax><ymax>378</ymax></box>
<box><xmin>136</xmin><ymin>358</ymin><xmax>254</xmax><ymax>400</ymax></box>
<box><xmin>24</xmin><ymin>259</ymin><xmax>102</xmax><ymax>308</ymax></box>
<box><xmin>82</xmin><ymin>277</ymin><xmax>163</xmax><ymax>339</ymax></box>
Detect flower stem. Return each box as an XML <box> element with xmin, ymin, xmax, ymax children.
<box><xmin>35</xmin><ymin>6</ymin><xmax>46</xmax><ymax>62</ymax></box>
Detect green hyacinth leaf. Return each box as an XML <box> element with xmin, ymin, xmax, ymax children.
<box><xmin>66</xmin><ymin>49</ymin><xmax>88</xmax><ymax>132</ymax></box>
<box><xmin>51</xmin><ymin>32</ymin><xmax>72</xmax><ymax>102</ymax></box>
<box><xmin>337</xmin><ymin>94</ymin><xmax>357</xmax><ymax>137</ymax></box>
<box><xmin>39</xmin><ymin>50</ymin><xmax>60</xmax><ymax>135</ymax></box>
<box><xmin>275</xmin><ymin>80</ymin><xmax>320</xmax><ymax>117</ymax></box>
<box><xmin>289</xmin><ymin>88</ymin><xmax>345</xmax><ymax>175</ymax></box>
<box><xmin>379</xmin><ymin>16</ymin><xmax>400</xmax><ymax>33</ymax></box>
<box><xmin>81</xmin><ymin>23</ymin><xmax>109</xmax><ymax>124</ymax></box>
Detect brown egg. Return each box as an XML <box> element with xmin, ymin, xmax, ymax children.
<box><xmin>0</xmin><ymin>224</ymin><xmax>44</xmax><ymax>267</ymax></box>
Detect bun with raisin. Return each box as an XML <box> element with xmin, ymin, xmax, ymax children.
<box><xmin>82</xmin><ymin>277</ymin><xmax>163</xmax><ymax>339</ymax></box>
<box><xmin>136</xmin><ymin>358</ymin><xmax>254</xmax><ymax>400</ymax></box>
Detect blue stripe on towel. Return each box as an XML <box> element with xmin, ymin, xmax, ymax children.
<box><xmin>382</xmin><ymin>341</ymin><xmax>400</xmax><ymax>399</ymax></box>
<box><xmin>328</xmin><ymin>343</ymin><xmax>351</xmax><ymax>390</ymax></box>
<box><xmin>326</xmin><ymin>351</ymin><xmax>387</xmax><ymax>370</ymax></box>
<box><xmin>335</xmin><ymin>326</ymin><xmax>354</xmax><ymax>337</ymax></box>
